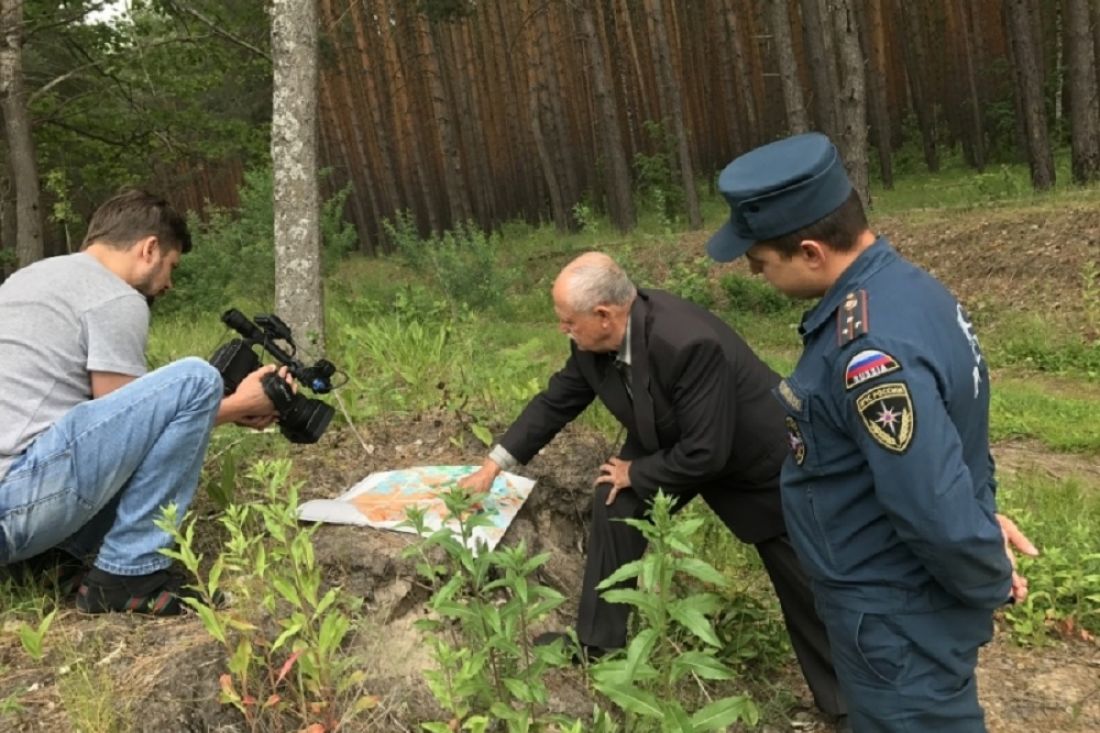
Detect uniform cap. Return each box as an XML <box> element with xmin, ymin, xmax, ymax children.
<box><xmin>707</xmin><ymin>132</ymin><xmax>853</xmax><ymax>262</ymax></box>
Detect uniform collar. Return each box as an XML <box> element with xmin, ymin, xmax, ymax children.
<box><xmin>799</xmin><ymin>235</ymin><xmax>896</xmax><ymax>339</ymax></box>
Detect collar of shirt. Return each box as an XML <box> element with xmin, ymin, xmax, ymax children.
<box><xmin>615</xmin><ymin>314</ymin><xmax>632</xmax><ymax>367</ymax></box>
<box><xmin>799</xmin><ymin>235</ymin><xmax>897</xmax><ymax>340</ymax></box>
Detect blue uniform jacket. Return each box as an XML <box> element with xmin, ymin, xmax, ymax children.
<box><xmin>776</xmin><ymin>237</ymin><xmax>1012</xmax><ymax>614</ymax></box>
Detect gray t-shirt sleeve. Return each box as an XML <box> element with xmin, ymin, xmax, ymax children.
<box><xmin>83</xmin><ymin>295</ymin><xmax>148</xmax><ymax>377</ymax></box>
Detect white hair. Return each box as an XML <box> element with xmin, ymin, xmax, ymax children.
<box><xmin>562</xmin><ymin>257</ymin><xmax>636</xmax><ymax>312</ymax></box>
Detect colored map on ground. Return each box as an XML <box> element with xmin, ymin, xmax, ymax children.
<box><xmin>296</xmin><ymin>465</ymin><xmax>535</xmax><ymax>553</ymax></box>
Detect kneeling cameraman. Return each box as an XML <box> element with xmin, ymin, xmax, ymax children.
<box><xmin>0</xmin><ymin>190</ymin><xmax>289</xmax><ymax>616</ymax></box>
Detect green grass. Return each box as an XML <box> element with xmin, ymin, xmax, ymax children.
<box><xmin>991</xmin><ymin>378</ymin><xmax>1100</xmax><ymax>453</ymax></box>
<box><xmin>868</xmin><ymin>146</ymin><xmax>1082</xmax><ymax>214</ymax></box>
<box><xmin>998</xmin><ymin>470</ymin><xmax>1100</xmax><ymax>642</ymax></box>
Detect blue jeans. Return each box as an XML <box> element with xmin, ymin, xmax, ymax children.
<box><xmin>0</xmin><ymin>358</ymin><xmax>222</xmax><ymax>575</ymax></box>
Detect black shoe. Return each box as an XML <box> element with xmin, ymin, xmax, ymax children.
<box><xmin>1</xmin><ymin>548</ymin><xmax>87</xmax><ymax>596</ymax></box>
<box><xmin>534</xmin><ymin>630</ymin><xmax>609</xmax><ymax>664</ymax></box>
<box><xmin>76</xmin><ymin>567</ymin><xmax>223</xmax><ymax>616</ymax></box>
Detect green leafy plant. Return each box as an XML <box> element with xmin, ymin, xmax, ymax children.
<box><xmin>403</xmin><ymin>485</ymin><xmax>581</xmax><ymax>731</ymax></box>
<box><xmin>588</xmin><ymin>492</ymin><xmax>759</xmax><ymax>731</ymax></box>
<box><xmin>17</xmin><ymin>608</ymin><xmax>57</xmax><ymax>662</ymax></box>
<box><xmin>664</xmin><ymin>258</ymin><xmax>717</xmax><ymax>309</ymax></box>
<box><xmin>719</xmin><ymin>273</ymin><xmax>796</xmax><ymax>316</ymax></box>
<box><xmin>384</xmin><ymin>214</ymin><xmax>507</xmax><ymax>312</ymax></box>
<box><xmin>572</xmin><ymin>201</ymin><xmax>600</xmax><ymax>235</ymax></box>
<box><xmin>157</xmin><ymin>459</ymin><xmax>375</xmax><ymax>731</ymax></box>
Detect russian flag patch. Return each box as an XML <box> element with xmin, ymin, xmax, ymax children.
<box><xmin>845</xmin><ymin>349</ymin><xmax>901</xmax><ymax>390</ymax></box>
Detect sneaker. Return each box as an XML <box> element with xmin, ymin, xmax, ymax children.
<box><xmin>534</xmin><ymin>630</ymin><xmax>609</xmax><ymax>665</ymax></box>
<box><xmin>76</xmin><ymin>567</ymin><xmax>222</xmax><ymax>616</ymax></box>
<box><xmin>1</xmin><ymin>548</ymin><xmax>87</xmax><ymax>596</ymax></box>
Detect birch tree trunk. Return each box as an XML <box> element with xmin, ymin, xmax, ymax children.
<box><xmin>272</xmin><ymin>0</ymin><xmax>324</xmax><ymax>351</ymax></box>
<box><xmin>0</xmin><ymin>0</ymin><xmax>42</xmax><ymax>268</ymax></box>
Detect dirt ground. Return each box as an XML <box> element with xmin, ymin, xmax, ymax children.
<box><xmin>2</xmin><ymin>198</ymin><xmax>1098</xmax><ymax>731</ymax></box>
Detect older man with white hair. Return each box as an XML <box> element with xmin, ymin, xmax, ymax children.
<box><xmin>461</xmin><ymin>251</ymin><xmax>847</xmax><ymax>726</ymax></box>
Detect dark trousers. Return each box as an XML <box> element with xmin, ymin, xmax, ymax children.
<box><xmin>817</xmin><ymin>602</ymin><xmax>991</xmax><ymax>732</ymax></box>
<box><xmin>575</xmin><ymin>483</ymin><xmax>846</xmax><ymax>717</ymax></box>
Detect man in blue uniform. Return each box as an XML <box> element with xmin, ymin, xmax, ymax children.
<box><xmin>705</xmin><ymin>133</ymin><xmax>1036</xmax><ymax>732</ymax></box>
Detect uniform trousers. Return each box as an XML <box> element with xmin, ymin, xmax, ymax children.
<box><xmin>816</xmin><ymin>601</ymin><xmax>992</xmax><ymax>732</ymax></box>
<box><xmin>575</xmin><ymin>482</ymin><xmax>846</xmax><ymax>717</ymax></box>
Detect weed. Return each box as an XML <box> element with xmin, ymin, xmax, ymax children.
<box><xmin>385</xmin><ymin>215</ymin><xmax>507</xmax><ymax>312</ymax></box>
<box><xmin>157</xmin><ymin>459</ymin><xmax>375</xmax><ymax>731</ymax></box>
<box><xmin>999</xmin><ymin>471</ymin><xmax>1100</xmax><ymax>645</ymax></box>
<box><xmin>720</xmin><ymin>273</ymin><xmax>798</xmax><ymax>316</ymax></box>
<box><xmin>403</xmin><ymin>485</ymin><xmax>586</xmax><ymax>730</ymax></box>
<box><xmin>664</xmin><ymin>258</ymin><xmax>717</xmax><ymax>309</ymax></box>
<box><xmin>17</xmin><ymin>608</ymin><xmax>57</xmax><ymax>662</ymax></box>
<box><xmin>57</xmin><ymin>659</ymin><xmax>124</xmax><ymax>733</ymax></box>
<box><xmin>572</xmin><ymin>201</ymin><xmax>600</xmax><ymax>235</ymax></box>
<box><xmin>588</xmin><ymin>492</ymin><xmax>759</xmax><ymax>731</ymax></box>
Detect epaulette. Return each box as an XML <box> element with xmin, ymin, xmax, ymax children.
<box><xmin>836</xmin><ymin>290</ymin><xmax>869</xmax><ymax>345</ymax></box>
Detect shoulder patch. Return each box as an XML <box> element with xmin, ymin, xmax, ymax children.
<box><xmin>785</xmin><ymin>417</ymin><xmax>806</xmax><ymax>465</ymax></box>
<box><xmin>855</xmin><ymin>382</ymin><xmax>915</xmax><ymax>453</ymax></box>
<box><xmin>777</xmin><ymin>379</ymin><xmax>803</xmax><ymax>411</ymax></box>
<box><xmin>836</xmin><ymin>290</ymin><xmax>869</xmax><ymax>346</ymax></box>
<box><xmin>844</xmin><ymin>349</ymin><xmax>901</xmax><ymax>390</ymax></box>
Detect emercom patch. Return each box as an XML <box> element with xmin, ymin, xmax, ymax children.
<box><xmin>845</xmin><ymin>349</ymin><xmax>901</xmax><ymax>390</ymax></box>
<box><xmin>785</xmin><ymin>416</ymin><xmax>806</xmax><ymax>465</ymax></box>
<box><xmin>855</xmin><ymin>382</ymin><xmax>915</xmax><ymax>453</ymax></box>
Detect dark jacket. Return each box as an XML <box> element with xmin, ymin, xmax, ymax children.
<box><xmin>500</xmin><ymin>288</ymin><xmax>789</xmax><ymax>543</ymax></box>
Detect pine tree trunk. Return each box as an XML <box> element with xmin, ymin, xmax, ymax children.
<box><xmin>895</xmin><ymin>0</ymin><xmax>939</xmax><ymax>172</ymax></box>
<box><xmin>272</xmin><ymin>0</ymin><xmax>324</xmax><ymax>351</ymax></box>
<box><xmin>318</xmin><ymin>71</ymin><xmax>374</xmax><ymax>254</ymax></box>
<box><xmin>579</xmin><ymin>2</ymin><xmax>636</xmax><ymax>232</ymax></box>
<box><xmin>0</xmin><ymin>0</ymin><xmax>42</xmax><ymax>268</ymax></box>
<box><xmin>645</xmin><ymin>0</ymin><xmax>701</xmax><ymax>228</ymax></box>
<box><xmin>347</xmin><ymin>0</ymin><xmax>403</xmax><ymax>236</ymax></box>
<box><xmin>769</xmin><ymin>0</ymin><xmax>810</xmax><ymax>134</ymax></box>
<box><xmin>831</xmin><ymin>0</ymin><xmax>870</xmax><ymax>206</ymax></box>
<box><xmin>953</xmin><ymin>0</ymin><xmax>986</xmax><ymax>171</ymax></box>
<box><xmin>1065</xmin><ymin>0</ymin><xmax>1100</xmax><ymax>182</ymax></box>
<box><xmin>521</xmin><ymin>0</ymin><xmax>569</xmax><ymax>231</ymax></box>
<box><xmin>799</xmin><ymin>0</ymin><xmax>838</xmax><ymax>138</ymax></box>
<box><xmin>863</xmin><ymin>0</ymin><xmax>893</xmax><ymax>187</ymax></box>
<box><xmin>723</xmin><ymin>0</ymin><xmax>760</xmax><ymax>147</ymax></box>
<box><xmin>1093</xmin><ymin>0</ymin><xmax>1100</xmax><ymax>101</ymax></box>
<box><xmin>416</xmin><ymin>12</ymin><xmax>471</xmax><ymax>228</ymax></box>
<box><xmin>0</xmin><ymin>149</ymin><xmax>15</xmax><ymax>280</ymax></box>
<box><xmin>383</xmin><ymin>0</ymin><xmax>438</xmax><ymax>234</ymax></box>
<box><xmin>1005</xmin><ymin>0</ymin><xmax>1056</xmax><ymax>189</ymax></box>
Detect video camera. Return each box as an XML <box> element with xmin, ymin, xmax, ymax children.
<box><xmin>210</xmin><ymin>308</ymin><xmax>337</xmax><ymax>444</ymax></box>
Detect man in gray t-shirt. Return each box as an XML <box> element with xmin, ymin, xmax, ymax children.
<box><xmin>0</xmin><ymin>190</ymin><xmax>283</xmax><ymax>616</ymax></box>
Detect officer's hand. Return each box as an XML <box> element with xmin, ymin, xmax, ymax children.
<box><xmin>458</xmin><ymin>459</ymin><xmax>500</xmax><ymax>501</ymax></box>
<box><xmin>997</xmin><ymin>513</ymin><xmax>1038</xmax><ymax>603</ymax></box>
<box><xmin>595</xmin><ymin>457</ymin><xmax>632</xmax><ymax>505</ymax></box>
